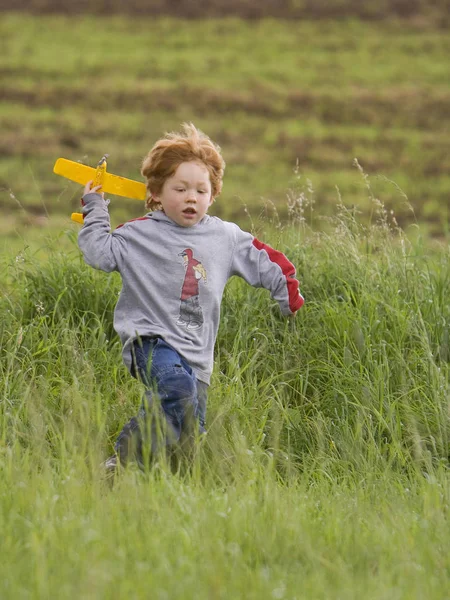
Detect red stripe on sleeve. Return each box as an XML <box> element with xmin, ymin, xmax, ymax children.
<box><xmin>252</xmin><ymin>238</ymin><xmax>304</xmax><ymax>312</ymax></box>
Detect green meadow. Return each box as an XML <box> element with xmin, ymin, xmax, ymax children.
<box><xmin>1</xmin><ymin>188</ymin><xmax>450</xmax><ymax>598</ymax></box>
<box><xmin>1</xmin><ymin>11</ymin><xmax>450</xmax><ymax>599</ymax></box>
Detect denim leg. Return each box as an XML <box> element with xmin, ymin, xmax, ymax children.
<box><xmin>114</xmin><ymin>336</ymin><xmax>205</xmax><ymax>465</ymax></box>
<box><xmin>114</xmin><ymin>337</ymin><xmax>158</xmax><ymax>465</ymax></box>
<box><xmin>114</xmin><ymin>416</ymin><xmax>143</xmax><ymax>466</ymax></box>
<box><xmin>149</xmin><ymin>339</ymin><xmax>198</xmax><ymax>439</ymax></box>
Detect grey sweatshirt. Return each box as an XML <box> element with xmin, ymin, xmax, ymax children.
<box><xmin>78</xmin><ymin>193</ymin><xmax>304</xmax><ymax>384</ymax></box>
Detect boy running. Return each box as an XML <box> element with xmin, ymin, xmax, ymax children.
<box><xmin>78</xmin><ymin>123</ymin><xmax>304</xmax><ymax>471</ymax></box>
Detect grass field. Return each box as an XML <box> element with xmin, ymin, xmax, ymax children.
<box><xmin>1</xmin><ymin>192</ymin><xmax>450</xmax><ymax>597</ymax></box>
<box><xmin>1</xmin><ymin>13</ymin><xmax>450</xmax><ymax>239</ymax></box>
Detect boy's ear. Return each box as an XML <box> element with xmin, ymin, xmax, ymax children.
<box><xmin>209</xmin><ymin>196</ymin><xmax>215</xmax><ymax>206</ymax></box>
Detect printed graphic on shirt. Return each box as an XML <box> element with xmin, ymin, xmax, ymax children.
<box><xmin>177</xmin><ymin>249</ymin><xmax>207</xmax><ymax>331</ymax></box>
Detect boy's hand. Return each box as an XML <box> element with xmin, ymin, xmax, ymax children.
<box><xmin>83</xmin><ymin>180</ymin><xmax>104</xmax><ymax>198</ymax></box>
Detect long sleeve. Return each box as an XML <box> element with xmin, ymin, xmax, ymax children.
<box><xmin>77</xmin><ymin>192</ymin><xmax>127</xmax><ymax>272</ymax></box>
<box><xmin>229</xmin><ymin>225</ymin><xmax>304</xmax><ymax>315</ymax></box>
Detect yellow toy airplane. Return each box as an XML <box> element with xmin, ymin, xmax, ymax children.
<box><xmin>53</xmin><ymin>155</ymin><xmax>146</xmax><ymax>224</ymax></box>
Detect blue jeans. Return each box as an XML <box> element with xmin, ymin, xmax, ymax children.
<box><xmin>115</xmin><ymin>336</ymin><xmax>207</xmax><ymax>465</ymax></box>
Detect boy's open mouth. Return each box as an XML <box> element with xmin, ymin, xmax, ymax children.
<box><xmin>183</xmin><ymin>208</ymin><xmax>197</xmax><ymax>214</ymax></box>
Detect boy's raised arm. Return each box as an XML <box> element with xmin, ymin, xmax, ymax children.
<box><xmin>78</xmin><ymin>186</ymin><xmax>127</xmax><ymax>273</ymax></box>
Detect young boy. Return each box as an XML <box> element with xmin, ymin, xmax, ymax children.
<box><xmin>78</xmin><ymin>123</ymin><xmax>304</xmax><ymax>471</ymax></box>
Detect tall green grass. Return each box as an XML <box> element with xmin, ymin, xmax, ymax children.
<box><xmin>1</xmin><ymin>181</ymin><xmax>449</xmax><ymax>597</ymax></box>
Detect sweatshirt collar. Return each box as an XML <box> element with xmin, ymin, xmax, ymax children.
<box><xmin>147</xmin><ymin>210</ymin><xmax>210</xmax><ymax>228</ymax></box>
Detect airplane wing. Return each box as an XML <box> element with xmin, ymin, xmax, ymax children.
<box><xmin>53</xmin><ymin>158</ymin><xmax>147</xmax><ymax>201</ymax></box>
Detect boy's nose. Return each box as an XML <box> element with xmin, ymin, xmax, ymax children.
<box><xmin>187</xmin><ymin>191</ymin><xmax>197</xmax><ymax>202</ymax></box>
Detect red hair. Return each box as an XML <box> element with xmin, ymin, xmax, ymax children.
<box><xmin>141</xmin><ymin>123</ymin><xmax>225</xmax><ymax>211</ymax></box>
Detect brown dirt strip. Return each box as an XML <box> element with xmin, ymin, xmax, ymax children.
<box><xmin>1</xmin><ymin>0</ymin><xmax>448</xmax><ymax>23</ymax></box>
<box><xmin>2</xmin><ymin>85</ymin><xmax>450</xmax><ymax>130</ymax></box>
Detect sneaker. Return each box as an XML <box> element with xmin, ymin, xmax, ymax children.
<box><xmin>103</xmin><ymin>455</ymin><xmax>119</xmax><ymax>476</ymax></box>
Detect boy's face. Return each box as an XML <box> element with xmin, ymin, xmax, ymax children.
<box><xmin>153</xmin><ymin>161</ymin><xmax>213</xmax><ymax>227</ymax></box>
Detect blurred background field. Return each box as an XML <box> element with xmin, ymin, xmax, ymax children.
<box><xmin>1</xmin><ymin>2</ymin><xmax>449</xmax><ymax>247</ymax></box>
